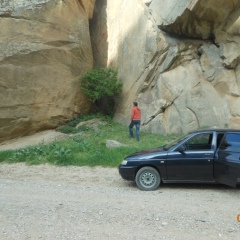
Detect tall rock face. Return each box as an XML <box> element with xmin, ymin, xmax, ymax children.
<box><xmin>91</xmin><ymin>0</ymin><xmax>240</xmax><ymax>133</ymax></box>
<box><xmin>1</xmin><ymin>0</ymin><xmax>240</xmax><ymax>142</ymax></box>
<box><xmin>149</xmin><ymin>0</ymin><xmax>240</xmax><ymax>39</ymax></box>
<box><xmin>0</xmin><ymin>0</ymin><xmax>95</xmax><ymax>142</ymax></box>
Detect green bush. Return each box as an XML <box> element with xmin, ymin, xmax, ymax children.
<box><xmin>80</xmin><ymin>68</ymin><xmax>122</xmax><ymax>102</ymax></box>
<box><xmin>80</xmin><ymin>68</ymin><xmax>122</xmax><ymax>116</ymax></box>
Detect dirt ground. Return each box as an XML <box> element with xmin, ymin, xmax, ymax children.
<box><xmin>0</xmin><ymin>132</ymin><xmax>240</xmax><ymax>239</ymax></box>
<box><xmin>0</xmin><ymin>130</ymin><xmax>68</xmax><ymax>151</ymax></box>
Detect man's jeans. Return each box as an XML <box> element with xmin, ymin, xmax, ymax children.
<box><xmin>129</xmin><ymin>120</ymin><xmax>140</xmax><ymax>141</ymax></box>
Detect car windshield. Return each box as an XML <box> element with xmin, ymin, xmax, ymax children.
<box><xmin>162</xmin><ymin>134</ymin><xmax>189</xmax><ymax>150</ymax></box>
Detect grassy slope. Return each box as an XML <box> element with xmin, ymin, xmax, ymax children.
<box><xmin>0</xmin><ymin>115</ymin><xmax>180</xmax><ymax>167</ymax></box>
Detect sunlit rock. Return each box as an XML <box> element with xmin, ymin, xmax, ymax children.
<box><xmin>0</xmin><ymin>0</ymin><xmax>95</xmax><ymax>142</ymax></box>
<box><xmin>91</xmin><ymin>0</ymin><xmax>240</xmax><ymax>133</ymax></box>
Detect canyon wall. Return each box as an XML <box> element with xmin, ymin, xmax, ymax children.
<box><xmin>0</xmin><ymin>0</ymin><xmax>95</xmax><ymax>142</ymax></box>
<box><xmin>1</xmin><ymin>0</ymin><xmax>240</xmax><ymax>143</ymax></box>
<box><xmin>91</xmin><ymin>0</ymin><xmax>240</xmax><ymax>133</ymax></box>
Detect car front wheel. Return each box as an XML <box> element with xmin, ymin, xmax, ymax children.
<box><xmin>135</xmin><ymin>167</ymin><xmax>160</xmax><ymax>191</ymax></box>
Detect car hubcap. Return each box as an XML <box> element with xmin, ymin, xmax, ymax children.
<box><xmin>140</xmin><ymin>172</ymin><xmax>155</xmax><ymax>186</ymax></box>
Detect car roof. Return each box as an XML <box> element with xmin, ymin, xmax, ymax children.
<box><xmin>189</xmin><ymin>128</ymin><xmax>240</xmax><ymax>134</ymax></box>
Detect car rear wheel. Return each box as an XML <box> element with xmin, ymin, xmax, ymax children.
<box><xmin>135</xmin><ymin>167</ymin><xmax>160</xmax><ymax>191</ymax></box>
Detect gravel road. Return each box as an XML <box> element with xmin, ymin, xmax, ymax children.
<box><xmin>0</xmin><ymin>163</ymin><xmax>239</xmax><ymax>240</ymax></box>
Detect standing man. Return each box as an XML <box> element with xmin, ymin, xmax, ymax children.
<box><xmin>129</xmin><ymin>102</ymin><xmax>141</xmax><ymax>141</ymax></box>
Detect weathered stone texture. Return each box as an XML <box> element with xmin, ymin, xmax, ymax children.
<box><xmin>2</xmin><ymin>0</ymin><xmax>240</xmax><ymax>141</ymax></box>
<box><xmin>91</xmin><ymin>0</ymin><xmax>240</xmax><ymax>133</ymax></box>
<box><xmin>149</xmin><ymin>0</ymin><xmax>240</xmax><ymax>39</ymax></box>
<box><xmin>0</xmin><ymin>0</ymin><xmax>95</xmax><ymax>142</ymax></box>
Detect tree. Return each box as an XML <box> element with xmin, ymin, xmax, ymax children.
<box><xmin>80</xmin><ymin>67</ymin><xmax>122</xmax><ymax>116</ymax></box>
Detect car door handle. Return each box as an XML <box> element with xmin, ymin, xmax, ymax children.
<box><xmin>204</xmin><ymin>154</ymin><xmax>212</xmax><ymax>157</ymax></box>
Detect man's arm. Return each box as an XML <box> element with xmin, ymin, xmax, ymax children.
<box><xmin>130</xmin><ymin>108</ymin><xmax>135</xmax><ymax>121</ymax></box>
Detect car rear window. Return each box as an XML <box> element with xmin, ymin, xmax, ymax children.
<box><xmin>219</xmin><ymin>133</ymin><xmax>240</xmax><ymax>152</ymax></box>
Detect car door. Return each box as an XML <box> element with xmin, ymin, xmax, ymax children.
<box><xmin>214</xmin><ymin>133</ymin><xmax>240</xmax><ymax>187</ymax></box>
<box><xmin>167</xmin><ymin>132</ymin><xmax>214</xmax><ymax>181</ymax></box>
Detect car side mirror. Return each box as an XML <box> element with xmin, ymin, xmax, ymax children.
<box><xmin>176</xmin><ymin>145</ymin><xmax>185</xmax><ymax>153</ymax></box>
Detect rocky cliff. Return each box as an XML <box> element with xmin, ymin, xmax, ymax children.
<box><xmin>0</xmin><ymin>0</ymin><xmax>95</xmax><ymax>142</ymax></box>
<box><xmin>1</xmin><ymin>0</ymin><xmax>240</xmax><ymax>143</ymax></box>
<box><xmin>91</xmin><ymin>0</ymin><xmax>240</xmax><ymax>134</ymax></box>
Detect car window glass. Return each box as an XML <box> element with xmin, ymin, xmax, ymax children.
<box><xmin>219</xmin><ymin>133</ymin><xmax>240</xmax><ymax>152</ymax></box>
<box><xmin>183</xmin><ymin>133</ymin><xmax>213</xmax><ymax>151</ymax></box>
<box><xmin>163</xmin><ymin>134</ymin><xmax>188</xmax><ymax>150</ymax></box>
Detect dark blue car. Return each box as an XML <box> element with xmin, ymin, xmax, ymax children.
<box><xmin>119</xmin><ymin>129</ymin><xmax>240</xmax><ymax>190</ymax></box>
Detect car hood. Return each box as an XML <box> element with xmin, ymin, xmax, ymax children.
<box><xmin>125</xmin><ymin>147</ymin><xmax>167</xmax><ymax>159</ymax></box>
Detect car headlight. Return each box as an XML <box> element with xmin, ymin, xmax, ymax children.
<box><xmin>121</xmin><ymin>160</ymin><xmax>128</xmax><ymax>165</ymax></box>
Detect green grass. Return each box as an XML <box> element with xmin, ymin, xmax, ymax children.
<box><xmin>0</xmin><ymin>115</ymin><xmax>181</xmax><ymax>167</ymax></box>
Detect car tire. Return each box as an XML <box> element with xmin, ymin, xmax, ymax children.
<box><xmin>135</xmin><ymin>167</ymin><xmax>161</xmax><ymax>191</ymax></box>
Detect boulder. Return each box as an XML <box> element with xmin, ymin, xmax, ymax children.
<box><xmin>0</xmin><ymin>0</ymin><xmax>95</xmax><ymax>142</ymax></box>
<box><xmin>76</xmin><ymin>118</ymin><xmax>107</xmax><ymax>130</ymax></box>
<box><xmin>106</xmin><ymin>140</ymin><xmax>127</xmax><ymax>148</ymax></box>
